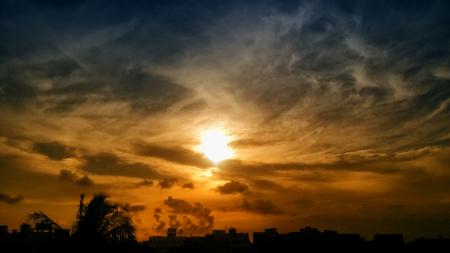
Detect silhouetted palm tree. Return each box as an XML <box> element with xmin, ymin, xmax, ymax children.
<box><xmin>73</xmin><ymin>193</ymin><xmax>136</xmax><ymax>244</ymax></box>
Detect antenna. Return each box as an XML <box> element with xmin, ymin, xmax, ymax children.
<box><xmin>78</xmin><ymin>194</ymin><xmax>85</xmax><ymax>219</ymax></box>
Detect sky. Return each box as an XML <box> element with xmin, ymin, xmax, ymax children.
<box><xmin>0</xmin><ymin>0</ymin><xmax>450</xmax><ymax>241</ymax></box>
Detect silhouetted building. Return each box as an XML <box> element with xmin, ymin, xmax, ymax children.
<box><xmin>205</xmin><ymin>228</ymin><xmax>250</xmax><ymax>252</ymax></box>
<box><xmin>167</xmin><ymin>227</ymin><xmax>177</xmax><ymax>238</ymax></box>
<box><xmin>211</xmin><ymin>229</ymin><xmax>227</xmax><ymax>237</ymax></box>
<box><xmin>253</xmin><ymin>227</ymin><xmax>366</xmax><ymax>253</ymax></box>
<box><xmin>144</xmin><ymin>228</ymin><xmax>187</xmax><ymax>250</ymax></box>
<box><xmin>2</xmin><ymin>222</ymin><xmax>450</xmax><ymax>253</ymax></box>
<box><xmin>253</xmin><ymin>228</ymin><xmax>279</xmax><ymax>252</ymax></box>
<box><xmin>54</xmin><ymin>229</ymin><xmax>70</xmax><ymax>241</ymax></box>
<box><xmin>0</xmin><ymin>225</ymin><xmax>8</xmax><ymax>239</ymax></box>
<box><xmin>372</xmin><ymin>234</ymin><xmax>404</xmax><ymax>251</ymax></box>
<box><xmin>144</xmin><ymin>227</ymin><xmax>250</xmax><ymax>253</ymax></box>
<box><xmin>35</xmin><ymin>222</ymin><xmax>53</xmax><ymax>233</ymax></box>
<box><xmin>146</xmin><ymin>235</ymin><xmax>184</xmax><ymax>249</ymax></box>
<box><xmin>0</xmin><ymin>225</ymin><xmax>9</xmax><ymax>241</ymax></box>
<box><xmin>408</xmin><ymin>237</ymin><xmax>450</xmax><ymax>252</ymax></box>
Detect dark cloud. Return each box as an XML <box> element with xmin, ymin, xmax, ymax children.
<box><xmin>0</xmin><ymin>154</ymin><xmax>103</xmax><ymax>201</ymax></box>
<box><xmin>217</xmin><ymin>155</ymin><xmax>427</xmax><ymax>178</ymax></box>
<box><xmin>44</xmin><ymin>94</ymin><xmax>88</xmax><ymax>113</ymax></box>
<box><xmin>0</xmin><ymin>41</ymin><xmax>82</xmax><ymax>108</ymax></box>
<box><xmin>215</xmin><ymin>180</ymin><xmax>248</xmax><ymax>194</ymax></box>
<box><xmin>41</xmin><ymin>67</ymin><xmax>192</xmax><ymax>114</ymax></box>
<box><xmin>294</xmin><ymin>197</ymin><xmax>314</xmax><ymax>210</ymax></box>
<box><xmin>59</xmin><ymin>169</ymin><xmax>78</xmax><ymax>182</ymax></box>
<box><xmin>154</xmin><ymin>221</ymin><xmax>166</xmax><ymax>232</ymax></box>
<box><xmin>153</xmin><ymin>207</ymin><xmax>166</xmax><ymax>232</ymax></box>
<box><xmin>181</xmin><ymin>182</ymin><xmax>194</xmax><ymax>189</ymax></box>
<box><xmin>153</xmin><ymin>208</ymin><xmax>162</xmax><ymax>221</ymax></box>
<box><xmin>136</xmin><ymin>179</ymin><xmax>154</xmax><ymax>187</ymax></box>
<box><xmin>81</xmin><ymin>152</ymin><xmax>161</xmax><ymax>179</ymax></box>
<box><xmin>168</xmin><ymin>214</ymin><xmax>180</xmax><ymax>228</ymax></box>
<box><xmin>238</xmin><ymin>198</ymin><xmax>283</xmax><ymax>215</ymax></box>
<box><xmin>124</xmin><ymin>204</ymin><xmax>146</xmax><ymax>213</ymax></box>
<box><xmin>59</xmin><ymin>169</ymin><xmax>94</xmax><ymax>187</ymax></box>
<box><xmin>0</xmin><ymin>192</ymin><xmax>24</xmax><ymax>205</ymax></box>
<box><xmin>26</xmin><ymin>58</ymin><xmax>81</xmax><ymax>79</ymax></box>
<box><xmin>0</xmin><ymin>75</ymin><xmax>36</xmax><ymax>106</ymax></box>
<box><xmin>134</xmin><ymin>143</ymin><xmax>213</xmax><ymax>168</ymax></box>
<box><xmin>163</xmin><ymin>196</ymin><xmax>214</xmax><ymax>233</ymax></box>
<box><xmin>0</xmin><ymin>1</ymin><xmax>198</xmax><ymax>114</ymax></box>
<box><xmin>158</xmin><ymin>177</ymin><xmax>178</xmax><ymax>189</ymax></box>
<box><xmin>76</xmin><ymin>175</ymin><xmax>94</xmax><ymax>187</ymax></box>
<box><xmin>33</xmin><ymin>142</ymin><xmax>75</xmax><ymax>160</ymax></box>
<box><xmin>114</xmin><ymin>67</ymin><xmax>192</xmax><ymax>113</ymax></box>
<box><xmin>250</xmin><ymin>179</ymin><xmax>285</xmax><ymax>191</ymax></box>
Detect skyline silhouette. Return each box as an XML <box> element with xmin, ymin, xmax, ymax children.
<box><xmin>1</xmin><ymin>193</ymin><xmax>449</xmax><ymax>242</ymax></box>
<box><xmin>1</xmin><ymin>195</ymin><xmax>450</xmax><ymax>253</ymax></box>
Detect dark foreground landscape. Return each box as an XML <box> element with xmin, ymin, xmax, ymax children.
<box><xmin>1</xmin><ymin>224</ymin><xmax>450</xmax><ymax>253</ymax></box>
<box><xmin>1</xmin><ymin>194</ymin><xmax>449</xmax><ymax>253</ymax></box>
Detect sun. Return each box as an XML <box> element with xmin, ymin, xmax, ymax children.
<box><xmin>197</xmin><ymin>129</ymin><xmax>234</xmax><ymax>164</ymax></box>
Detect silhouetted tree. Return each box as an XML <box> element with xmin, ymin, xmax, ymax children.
<box><xmin>73</xmin><ymin>193</ymin><xmax>136</xmax><ymax>245</ymax></box>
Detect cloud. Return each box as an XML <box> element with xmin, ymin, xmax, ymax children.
<box><xmin>230</xmin><ymin>138</ymin><xmax>281</xmax><ymax>148</ymax></box>
<box><xmin>0</xmin><ymin>15</ymin><xmax>193</xmax><ymax>113</ymax></box>
<box><xmin>41</xmin><ymin>65</ymin><xmax>192</xmax><ymax>114</ymax></box>
<box><xmin>113</xmin><ymin>67</ymin><xmax>192</xmax><ymax>113</ymax></box>
<box><xmin>154</xmin><ymin>221</ymin><xmax>166</xmax><ymax>232</ymax></box>
<box><xmin>168</xmin><ymin>214</ymin><xmax>180</xmax><ymax>228</ymax></box>
<box><xmin>33</xmin><ymin>142</ymin><xmax>75</xmax><ymax>160</ymax></box>
<box><xmin>162</xmin><ymin>196</ymin><xmax>214</xmax><ymax>234</ymax></box>
<box><xmin>59</xmin><ymin>169</ymin><xmax>78</xmax><ymax>182</ymax></box>
<box><xmin>158</xmin><ymin>177</ymin><xmax>178</xmax><ymax>189</ymax></box>
<box><xmin>294</xmin><ymin>197</ymin><xmax>314</xmax><ymax>210</ymax></box>
<box><xmin>134</xmin><ymin>143</ymin><xmax>213</xmax><ymax>168</ymax></box>
<box><xmin>59</xmin><ymin>169</ymin><xmax>94</xmax><ymax>187</ymax></box>
<box><xmin>81</xmin><ymin>152</ymin><xmax>161</xmax><ymax>179</ymax></box>
<box><xmin>215</xmin><ymin>180</ymin><xmax>248</xmax><ymax>194</ymax></box>
<box><xmin>0</xmin><ymin>0</ymin><xmax>450</xmax><ymax>240</ymax></box>
<box><xmin>175</xmin><ymin>0</ymin><xmax>450</xmax><ymax>159</ymax></box>
<box><xmin>0</xmin><ymin>153</ymin><xmax>105</xmax><ymax>200</ymax></box>
<box><xmin>136</xmin><ymin>179</ymin><xmax>154</xmax><ymax>187</ymax></box>
<box><xmin>250</xmin><ymin>179</ymin><xmax>285</xmax><ymax>191</ymax></box>
<box><xmin>76</xmin><ymin>175</ymin><xmax>94</xmax><ymax>187</ymax></box>
<box><xmin>0</xmin><ymin>192</ymin><xmax>24</xmax><ymax>205</ymax></box>
<box><xmin>12</xmin><ymin>52</ymin><xmax>189</xmax><ymax>116</ymax></box>
<box><xmin>154</xmin><ymin>208</ymin><xmax>162</xmax><ymax>221</ymax></box>
<box><xmin>238</xmin><ymin>198</ymin><xmax>283</xmax><ymax>215</ymax></box>
<box><xmin>181</xmin><ymin>182</ymin><xmax>194</xmax><ymax>189</ymax></box>
<box><xmin>217</xmin><ymin>155</ymin><xmax>423</xmax><ymax>178</ymax></box>
<box><xmin>153</xmin><ymin>208</ymin><xmax>166</xmax><ymax>232</ymax></box>
<box><xmin>124</xmin><ymin>204</ymin><xmax>146</xmax><ymax>213</ymax></box>
<box><xmin>26</xmin><ymin>58</ymin><xmax>81</xmax><ymax>79</ymax></box>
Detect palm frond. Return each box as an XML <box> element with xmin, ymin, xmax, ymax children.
<box><xmin>73</xmin><ymin>193</ymin><xmax>136</xmax><ymax>243</ymax></box>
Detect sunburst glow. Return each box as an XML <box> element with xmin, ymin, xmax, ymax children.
<box><xmin>198</xmin><ymin>129</ymin><xmax>234</xmax><ymax>164</ymax></box>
